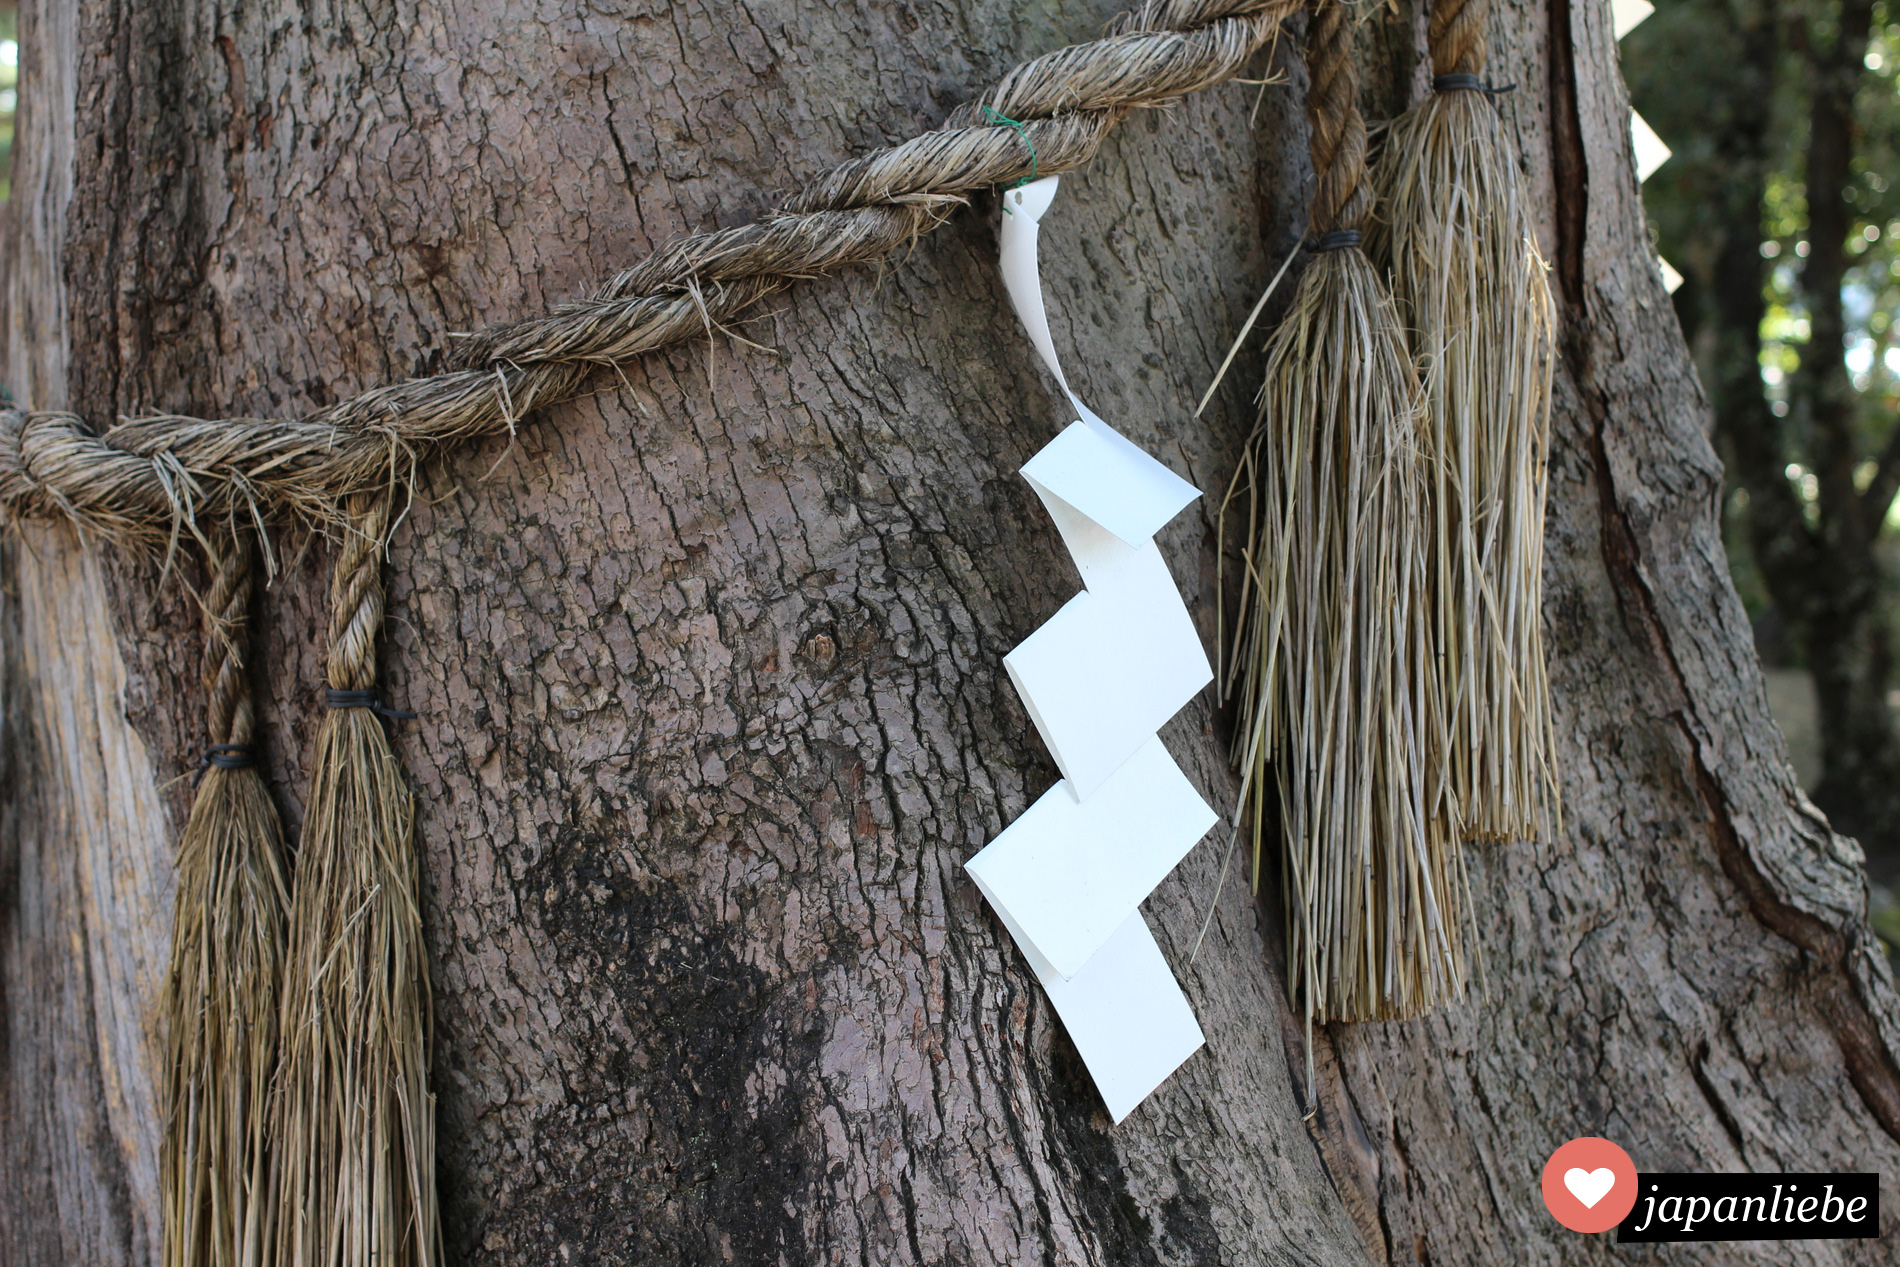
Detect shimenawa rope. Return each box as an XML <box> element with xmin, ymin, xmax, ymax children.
<box><xmin>25</xmin><ymin>2</ymin><xmax>1504</xmax><ymax>1258</ymax></box>
<box><xmin>0</xmin><ymin>0</ymin><xmax>1299</xmax><ymax>541</ymax></box>
<box><xmin>116</xmin><ymin>5</ymin><xmax>1315</xmax><ymax>1264</ymax></box>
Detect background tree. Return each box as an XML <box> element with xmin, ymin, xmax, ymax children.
<box><xmin>1631</xmin><ymin>0</ymin><xmax>1900</xmax><ymax>887</ymax></box>
<box><xmin>4</xmin><ymin>0</ymin><xmax>1900</xmax><ymax>1263</ymax></box>
<box><xmin>0</xmin><ymin>8</ymin><xmax>16</xmax><ymax>202</ymax></box>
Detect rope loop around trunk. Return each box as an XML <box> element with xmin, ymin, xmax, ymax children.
<box><xmin>0</xmin><ymin>0</ymin><xmax>1300</xmax><ymax>543</ymax></box>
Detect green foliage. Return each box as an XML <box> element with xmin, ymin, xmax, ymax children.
<box><xmin>1628</xmin><ymin>0</ymin><xmax>1900</xmax><ymax>642</ymax></box>
<box><xmin>0</xmin><ymin>8</ymin><xmax>16</xmax><ymax>203</ymax></box>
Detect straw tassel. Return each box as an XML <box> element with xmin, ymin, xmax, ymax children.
<box><xmin>1222</xmin><ymin>0</ymin><xmax>1470</xmax><ymax>1027</ymax></box>
<box><xmin>272</xmin><ymin>491</ymin><xmax>438</xmax><ymax>1267</ymax></box>
<box><xmin>1371</xmin><ymin>0</ymin><xmax>1558</xmax><ymax>844</ymax></box>
<box><xmin>161</xmin><ymin>525</ymin><xmax>290</xmax><ymax>1267</ymax></box>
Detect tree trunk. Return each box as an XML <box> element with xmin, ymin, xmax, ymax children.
<box><xmin>4</xmin><ymin>0</ymin><xmax>1899</xmax><ymax>1264</ymax></box>
<box><xmin>1650</xmin><ymin>0</ymin><xmax>1900</xmax><ymax>884</ymax></box>
<box><xmin>1791</xmin><ymin>0</ymin><xmax>1900</xmax><ymax>876</ymax></box>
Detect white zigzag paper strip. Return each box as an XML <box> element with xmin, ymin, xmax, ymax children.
<box><xmin>1611</xmin><ymin>0</ymin><xmax>1653</xmax><ymax>38</ymax></box>
<box><xmin>966</xmin><ymin>176</ymin><xmax>1214</xmax><ymax>1123</ymax></box>
<box><xmin>1631</xmin><ymin>110</ymin><xmax>1672</xmax><ymax>183</ymax></box>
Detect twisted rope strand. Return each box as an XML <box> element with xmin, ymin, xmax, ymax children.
<box><xmin>202</xmin><ymin>525</ymin><xmax>257</xmax><ymax>747</ymax></box>
<box><xmin>1428</xmin><ymin>0</ymin><xmax>1488</xmax><ymax>77</ymax></box>
<box><xmin>1304</xmin><ymin>0</ymin><xmax>1370</xmax><ymax>234</ymax></box>
<box><xmin>327</xmin><ymin>492</ymin><xmax>392</xmax><ymax>692</ymax></box>
<box><xmin>0</xmin><ymin>0</ymin><xmax>1296</xmax><ymax>541</ymax></box>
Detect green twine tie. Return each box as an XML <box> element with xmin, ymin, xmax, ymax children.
<box><xmin>981</xmin><ymin>105</ymin><xmax>1037</xmax><ymax>207</ymax></box>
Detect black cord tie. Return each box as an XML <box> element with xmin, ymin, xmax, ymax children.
<box><xmin>325</xmin><ymin>687</ymin><xmax>418</xmax><ymax>722</ymax></box>
<box><xmin>195</xmin><ymin>743</ymin><xmax>256</xmax><ymax>785</ymax></box>
<box><xmin>1306</xmin><ymin>229</ymin><xmax>1362</xmax><ymax>253</ymax></box>
<box><xmin>1433</xmin><ymin>73</ymin><xmax>1516</xmax><ymax>95</ymax></box>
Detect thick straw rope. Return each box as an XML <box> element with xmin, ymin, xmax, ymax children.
<box><xmin>327</xmin><ymin>493</ymin><xmax>389</xmax><ymax>693</ymax></box>
<box><xmin>1302</xmin><ymin>0</ymin><xmax>1368</xmax><ymax>234</ymax></box>
<box><xmin>202</xmin><ymin>531</ymin><xmax>255</xmax><ymax>747</ymax></box>
<box><xmin>0</xmin><ymin>0</ymin><xmax>1297</xmax><ymax>541</ymax></box>
<box><xmin>1428</xmin><ymin>0</ymin><xmax>1487</xmax><ymax>76</ymax></box>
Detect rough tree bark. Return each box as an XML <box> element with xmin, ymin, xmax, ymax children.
<box><xmin>2</xmin><ymin>0</ymin><xmax>1898</xmax><ymax>1264</ymax></box>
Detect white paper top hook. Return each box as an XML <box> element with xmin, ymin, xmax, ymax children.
<box><xmin>997</xmin><ymin>176</ymin><xmax>1200</xmax><ymax>551</ymax></box>
<box><xmin>999</xmin><ymin>177</ymin><xmax>1077</xmax><ymax>409</ymax></box>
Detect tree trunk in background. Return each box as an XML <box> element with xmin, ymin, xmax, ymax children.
<box><xmin>4</xmin><ymin>1</ymin><xmax>1900</xmax><ymax>1264</ymax></box>
<box><xmin>1645</xmin><ymin>0</ymin><xmax>1900</xmax><ymax>885</ymax></box>
<box><xmin>1790</xmin><ymin>0</ymin><xmax>1900</xmax><ymax>880</ymax></box>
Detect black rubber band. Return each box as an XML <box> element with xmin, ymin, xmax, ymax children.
<box><xmin>1307</xmin><ymin>229</ymin><xmax>1362</xmax><ymax>253</ymax></box>
<box><xmin>203</xmin><ymin>743</ymin><xmax>257</xmax><ymax>769</ymax></box>
<box><xmin>325</xmin><ymin>687</ymin><xmax>418</xmax><ymax>721</ymax></box>
<box><xmin>195</xmin><ymin>743</ymin><xmax>256</xmax><ymax>785</ymax></box>
<box><xmin>1433</xmin><ymin>73</ymin><xmax>1516</xmax><ymax>95</ymax></box>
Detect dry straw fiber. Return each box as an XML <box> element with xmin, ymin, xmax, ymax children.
<box><xmin>1223</xmin><ymin>0</ymin><xmax>1470</xmax><ymax>1029</ymax></box>
<box><xmin>1370</xmin><ymin>0</ymin><xmax>1558</xmax><ymax>844</ymax></box>
<box><xmin>161</xmin><ymin>525</ymin><xmax>290</xmax><ymax>1267</ymax></box>
<box><xmin>271</xmin><ymin>491</ymin><xmax>439</xmax><ymax>1267</ymax></box>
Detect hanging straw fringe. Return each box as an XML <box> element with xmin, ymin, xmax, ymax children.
<box><xmin>161</xmin><ymin>525</ymin><xmax>290</xmax><ymax>1267</ymax></box>
<box><xmin>1220</xmin><ymin>0</ymin><xmax>1470</xmax><ymax>1031</ymax></box>
<box><xmin>272</xmin><ymin>491</ymin><xmax>439</xmax><ymax>1267</ymax></box>
<box><xmin>1370</xmin><ymin>0</ymin><xmax>1558</xmax><ymax>845</ymax></box>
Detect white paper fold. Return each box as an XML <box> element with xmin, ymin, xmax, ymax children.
<box><xmin>966</xmin><ymin>735</ymin><xmax>1217</xmax><ymax>980</ymax></box>
<box><xmin>1003</xmin><ymin>542</ymin><xmax>1211</xmax><ymax>799</ymax></box>
<box><xmin>1611</xmin><ymin>0</ymin><xmax>1654</xmax><ymax>37</ymax></box>
<box><xmin>990</xmin><ymin>904</ymin><xmax>1206</xmax><ymax>1124</ymax></box>
<box><xmin>1631</xmin><ymin>111</ymin><xmax>1672</xmax><ymax>182</ymax></box>
<box><xmin>1023</xmin><ymin>419</ymin><xmax>1198</xmax><ymax>559</ymax></box>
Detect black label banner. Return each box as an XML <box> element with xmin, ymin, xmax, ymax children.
<box><xmin>1617</xmin><ymin>1173</ymin><xmax>1878</xmax><ymax>1242</ymax></box>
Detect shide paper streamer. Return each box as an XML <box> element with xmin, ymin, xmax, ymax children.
<box><xmin>966</xmin><ymin>177</ymin><xmax>1216</xmax><ymax>1123</ymax></box>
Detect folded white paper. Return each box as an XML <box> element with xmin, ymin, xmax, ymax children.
<box><xmin>974</xmin><ymin>174</ymin><xmax>1212</xmax><ymax>1124</ymax></box>
<box><xmin>998</xmin><ymin>180</ymin><xmax>1074</xmax><ymax>407</ymax></box>
<box><xmin>1024</xmin><ymin>417</ymin><xmax>1199</xmax><ymax>554</ymax></box>
<box><xmin>1611</xmin><ymin>0</ymin><xmax>1654</xmax><ymax>38</ymax></box>
<box><xmin>965</xmin><ymin>735</ymin><xmax>1217</xmax><ymax>979</ymax></box>
<box><xmin>988</xmin><ymin>899</ymin><xmax>1205</xmax><ymax>1123</ymax></box>
<box><xmin>1631</xmin><ymin>111</ymin><xmax>1672</xmax><ymax>183</ymax></box>
<box><xmin>998</xmin><ymin>181</ymin><xmax>1201</xmax><ymax>513</ymax></box>
<box><xmin>1003</xmin><ymin>541</ymin><xmax>1212</xmax><ymax>800</ymax></box>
